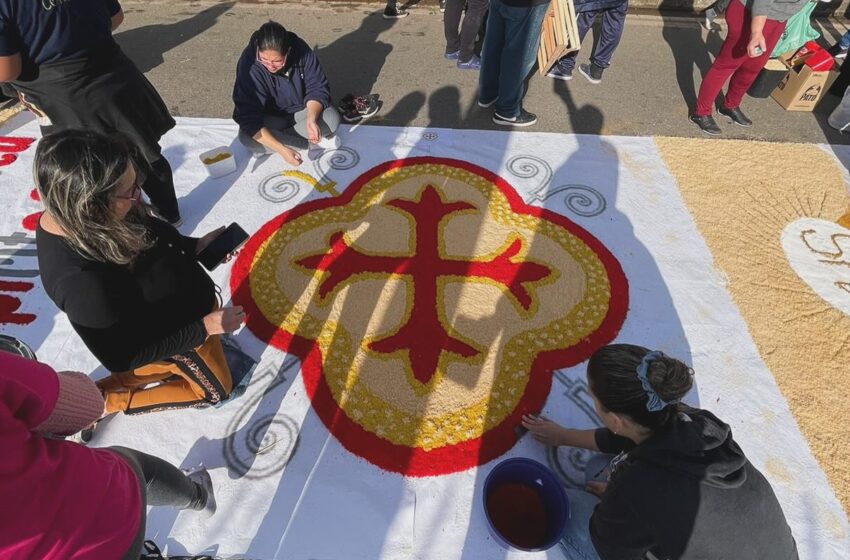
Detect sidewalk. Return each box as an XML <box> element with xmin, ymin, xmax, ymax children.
<box><xmin>11</xmin><ymin>0</ymin><xmax>850</xmax><ymax>144</ymax></box>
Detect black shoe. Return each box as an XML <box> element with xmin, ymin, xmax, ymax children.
<box><xmin>719</xmin><ymin>106</ymin><xmax>753</xmax><ymax>127</ymax></box>
<box><xmin>383</xmin><ymin>5</ymin><xmax>409</xmax><ymax>18</ymax></box>
<box><xmin>493</xmin><ymin>109</ymin><xmax>538</xmax><ymax>127</ymax></box>
<box><xmin>689</xmin><ymin>114</ymin><xmax>722</xmax><ymax>135</ymax></box>
<box><xmin>439</xmin><ymin>0</ymin><xmax>446</xmax><ymax>12</ymax></box>
<box><xmin>578</xmin><ymin>63</ymin><xmax>604</xmax><ymax>84</ymax></box>
<box><xmin>828</xmin><ymin>44</ymin><xmax>848</xmax><ymax>60</ymax></box>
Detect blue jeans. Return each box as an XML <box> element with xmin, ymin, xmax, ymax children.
<box><xmin>558</xmin><ymin>453</ymin><xmax>613</xmax><ymax>560</ymax></box>
<box><xmin>478</xmin><ymin>0</ymin><xmax>548</xmax><ymax>118</ymax></box>
<box><xmin>558</xmin><ymin>2</ymin><xmax>628</xmax><ymax>72</ymax></box>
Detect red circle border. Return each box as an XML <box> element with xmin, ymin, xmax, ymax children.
<box><xmin>231</xmin><ymin>156</ymin><xmax>629</xmax><ymax>477</ymax></box>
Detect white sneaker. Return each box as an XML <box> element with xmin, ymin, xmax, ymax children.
<box><xmin>184</xmin><ymin>465</ymin><xmax>217</xmax><ymax>517</ymax></box>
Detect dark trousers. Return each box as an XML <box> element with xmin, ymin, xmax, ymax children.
<box><xmin>110</xmin><ymin>446</ymin><xmax>206</xmax><ymax>559</ymax></box>
<box><xmin>444</xmin><ymin>0</ymin><xmax>491</xmax><ymax>63</ymax></box>
<box><xmin>238</xmin><ymin>106</ymin><xmax>341</xmax><ymax>154</ymax></box>
<box><xmin>479</xmin><ymin>0</ymin><xmax>549</xmax><ymax>118</ymax></box>
<box><xmin>557</xmin><ymin>2</ymin><xmax>628</xmax><ymax>72</ymax></box>
<box><xmin>144</xmin><ymin>154</ymin><xmax>179</xmax><ymax>222</ymax></box>
<box><xmin>694</xmin><ymin>0</ymin><xmax>786</xmax><ymax>115</ymax></box>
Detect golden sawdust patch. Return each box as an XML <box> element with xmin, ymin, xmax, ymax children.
<box><xmin>248</xmin><ymin>163</ymin><xmax>613</xmax><ymax>450</ymax></box>
<box><xmin>656</xmin><ymin>137</ymin><xmax>850</xmax><ymax>514</ymax></box>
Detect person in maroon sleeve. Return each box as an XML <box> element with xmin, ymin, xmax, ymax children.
<box><xmin>522</xmin><ymin>344</ymin><xmax>798</xmax><ymax>560</ymax></box>
<box><xmin>0</xmin><ymin>0</ymin><xmax>182</xmax><ymax>224</ymax></box>
<box><xmin>0</xmin><ymin>351</ymin><xmax>216</xmax><ymax>560</ymax></box>
<box><xmin>690</xmin><ymin>0</ymin><xmax>811</xmax><ymax>135</ymax></box>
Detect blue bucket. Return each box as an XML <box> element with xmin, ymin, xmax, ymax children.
<box><xmin>483</xmin><ymin>457</ymin><xmax>570</xmax><ymax>552</ymax></box>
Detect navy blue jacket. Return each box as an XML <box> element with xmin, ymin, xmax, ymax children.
<box><xmin>232</xmin><ymin>33</ymin><xmax>331</xmax><ymax>137</ymax></box>
<box><xmin>574</xmin><ymin>0</ymin><xmax>627</xmax><ymax>14</ymax></box>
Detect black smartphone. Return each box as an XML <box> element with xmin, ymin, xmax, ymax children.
<box><xmin>198</xmin><ymin>223</ymin><xmax>249</xmax><ymax>271</ymax></box>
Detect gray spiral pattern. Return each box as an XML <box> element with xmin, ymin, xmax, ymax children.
<box><xmin>258</xmin><ymin>174</ymin><xmax>301</xmax><ymax>203</ymax></box>
<box><xmin>223</xmin><ymin>413</ymin><xmax>300</xmax><ymax>479</ymax></box>
<box><xmin>547</xmin><ymin>185</ymin><xmax>607</xmax><ymax>217</ymax></box>
<box><xmin>315</xmin><ymin>146</ymin><xmax>360</xmax><ymax>177</ymax></box>
<box><xmin>507</xmin><ymin>155</ymin><xmax>553</xmax><ymax>196</ymax></box>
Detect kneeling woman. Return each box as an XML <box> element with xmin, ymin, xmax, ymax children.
<box><xmin>35</xmin><ymin>130</ymin><xmax>244</xmax><ymax>415</ymax></box>
<box><xmin>233</xmin><ymin>21</ymin><xmax>340</xmax><ymax>167</ymax></box>
<box><xmin>522</xmin><ymin>344</ymin><xmax>798</xmax><ymax>560</ymax></box>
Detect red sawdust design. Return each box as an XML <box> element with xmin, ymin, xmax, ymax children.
<box><xmin>232</xmin><ymin>157</ymin><xmax>629</xmax><ymax>476</ymax></box>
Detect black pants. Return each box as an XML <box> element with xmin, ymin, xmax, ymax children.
<box><xmin>444</xmin><ymin>0</ymin><xmax>490</xmax><ymax>63</ymax></box>
<box><xmin>109</xmin><ymin>446</ymin><xmax>206</xmax><ymax>560</ymax></box>
<box><xmin>557</xmin><ymin>2</ymin><xmax>628</xmax><ymax>71</ymax></box>
<box><xmin>144</xmin><ymin>153</ymin><xmax>180</xmax><ymax>222</ymax></box>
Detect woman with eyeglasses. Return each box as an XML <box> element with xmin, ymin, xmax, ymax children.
<box><xmin>522</xmin><ymin>344</ymin><xmax>798</xmax><ymax>560</ymax></box>
<box><xmin>233</xmin><ymin>21</ymin><xmax>340</xmax><ymax>167</ymax></box>
<box><xmin>0</xmin><ymin>0</ymin><xmax>182</xmax><ymax>225</ymax></box>
<box><xmin>35</xmin><ymin>129</ymin><xmax>244</xmax><ymax>416</ymax></box>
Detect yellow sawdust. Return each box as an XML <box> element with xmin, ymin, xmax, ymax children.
<box><xmin>656</xmin><ymin>137</ymin><xmax>850</xmax><ymax>515</ymax></box>
<box><xmin>0</xmin><ymin>102</ymin><xmax>22</xmax><ymax>128</ymax></box>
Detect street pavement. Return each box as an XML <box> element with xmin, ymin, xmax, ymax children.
<box><xmin>115</xmin><ymin>0</ymin><xmax>850</xmax><ymax>144</ymax></box>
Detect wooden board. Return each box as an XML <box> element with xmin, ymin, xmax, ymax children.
<box><xmin>538</xmin><ymin>0</ymin><xmax>580</xmax><ymax>76</ymax></box>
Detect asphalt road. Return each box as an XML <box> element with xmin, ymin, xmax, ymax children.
<box><xmin>115</xmin><ymin>0</ymin><xmax>850</xmax><ymax>144</ymax></box>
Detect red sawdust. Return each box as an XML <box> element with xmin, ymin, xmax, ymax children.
<box><xmin>486</xmin><ymin>482</ymin><xmax>550</xmax><ymax>549</ymax></box>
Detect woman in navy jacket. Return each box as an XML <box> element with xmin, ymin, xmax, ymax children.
<box><xmin>233</xmin><ymin>21</ymin><xmax>340</xmax><ymax>167</ymax></box>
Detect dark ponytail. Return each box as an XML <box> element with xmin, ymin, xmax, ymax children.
<box><xmin>587</xmin><ymin>344</ymin><xmax>693</xmax><ymax>431</ymax></box>
<box><xmin>252</xmin><ymin>21</ymin><xmax>291</xmax><ymax>54</ymax></box>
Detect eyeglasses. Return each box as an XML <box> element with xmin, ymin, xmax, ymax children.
<box><xmin>256</xmin><ymin>47</ymin><xmax>290</xmax><ymax>71</ymax></box>
<box><xmin>114</xmin><ymin>182</ymin><xmax>142</xmax><ymax>202</ymax></box>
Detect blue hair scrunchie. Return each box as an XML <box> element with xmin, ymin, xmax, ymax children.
<box><xmin>636</xmin><ymin>351</ymin><xmax>678</xmax><ymax>412</ymax></box>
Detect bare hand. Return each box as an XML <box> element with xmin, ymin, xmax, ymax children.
<box><xmin>281</xmin><ymin>147</ymin><xmax>303</xmax><ymax>167</ymax></box>
<box><xmin>521</xmin><ymin>414</ymin><xmax>567</xmax><ymax>446</ymax></box>
<box><xmin>203</xmin><ymin>306</ymin><xmax>245</xmax><ymax>335</ymax></box>
<box><xmin>747</xmin><ymin>32</ymin><xmax>766</xmax><ymax>58</ymax></box>
<box><xmin>306</xmin><ymin>119</ymin><xmax>321</xmax><ymax>144</ymax></box>
<box><xmin>586</xmin><ymin>480</ymin><xmax>609</xmax><ymax>497</ymax></box>
<box><xmin>195</xmin><ymin>226</ymin><xmax>225</xmax><ymax>255</ymax></box>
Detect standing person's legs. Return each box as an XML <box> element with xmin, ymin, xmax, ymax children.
<box><xmin>479</xmin><ymin>0</ymin><xmax>508</xmax><ymax>104</ymax></box>
<box><xmin>444</xmin><ymin>0</ymin><xmax>465</xmax><ymax>56</ymax></box>
<box><xmin>556</xmin><ymin>11</ymin><xmax>596</xmax><ymax>73</ymax></box>
<box><xmin>723</xmin><ymin>18</ymin><xmax>786</xmax><ymax>110</ymax></box>
<box><xmin>141</xmin><ymin>151</ymin><xmax>180</xmax><ymax>223</ymax></box>
<box><xmin>693</xmin><ymin>0</ymin><xmax>748</xmax><ymax>116</ymax></box>
<box><xmin>290</xmin><ymin>106</ymin><xmax>342</xmax><ymax>146</ymax></box>
<box><xmin>494</xmin><ymin>1</ymin><xmax>549</xmax><ymax>118</ymax></box>
<box><xmin>99</xmin><ymin>334</ymin><xmax>233</xmax><ymax>414</ymax></box>
<box><xmin>457</xmin><ymin>0</ymin><xmax>491</xmax><ymax>63</ymax></box>
<box><xmin>590</xmin><ymin>1</ymin><xmax>628</xmax><ymax>69</ymax></box>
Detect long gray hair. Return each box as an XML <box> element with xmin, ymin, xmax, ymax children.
<box><xmin>34</xmin><ymin>129</ymin><xmax>155</xmax><ymax>265</ymax></box>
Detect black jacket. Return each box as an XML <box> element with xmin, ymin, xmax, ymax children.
<box><xmin>37</xmin><ymin>218</ymin><xmax>215</xmax><ymax>372</ymax></box>
<box><xmin>590</xmin><ymin>407</ymin><xmax>799</xmax><ymax>560</ymax></box>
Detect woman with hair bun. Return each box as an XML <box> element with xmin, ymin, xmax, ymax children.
<box><xmin>522</xmin><ymin>343</ymin><xmax>798</xmax><ymax>560</ymax></box>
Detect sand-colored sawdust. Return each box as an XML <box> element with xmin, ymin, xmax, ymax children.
<box><xmin>656</xmin><ymin>138</ymin><xmax>850</xmax><ymax>514</ymax></box>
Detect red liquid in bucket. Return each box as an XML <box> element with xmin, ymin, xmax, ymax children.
<box><xmin>486</xmin><ymin>482</ymin><xmax>551</xmax><ymax>550</ymax></box>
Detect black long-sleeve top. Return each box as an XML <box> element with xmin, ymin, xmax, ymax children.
<box><xmin>36</xmin><ymin>217</ymin><xmax>217</xmax><ymax>372</ymax></box>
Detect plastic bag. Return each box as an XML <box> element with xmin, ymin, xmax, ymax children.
<box><xmin>771</xmin><ymin>1</ymin><xmax>819</xmax><ymax>58</ymax></box>
<box><xmin>828</xmin><ymin>84</ymin><xmax>850</xmax><ymax>133</ymax></box>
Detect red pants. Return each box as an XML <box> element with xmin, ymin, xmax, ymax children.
<box><xmin>694</xmin><ymin>0</ymin><xmax>786</xmax><ymax>116</ymax></box>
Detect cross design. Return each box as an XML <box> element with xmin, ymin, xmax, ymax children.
<box><xmin>296</xmin><ymin>185</ymin><xmax>552</xmax><ymax>385</ymax></box>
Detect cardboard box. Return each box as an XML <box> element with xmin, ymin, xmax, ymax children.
<box><xmin>771</xmin><ymin>49</ymin><xmax>837</xmax><ymax>112</ymax></box>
